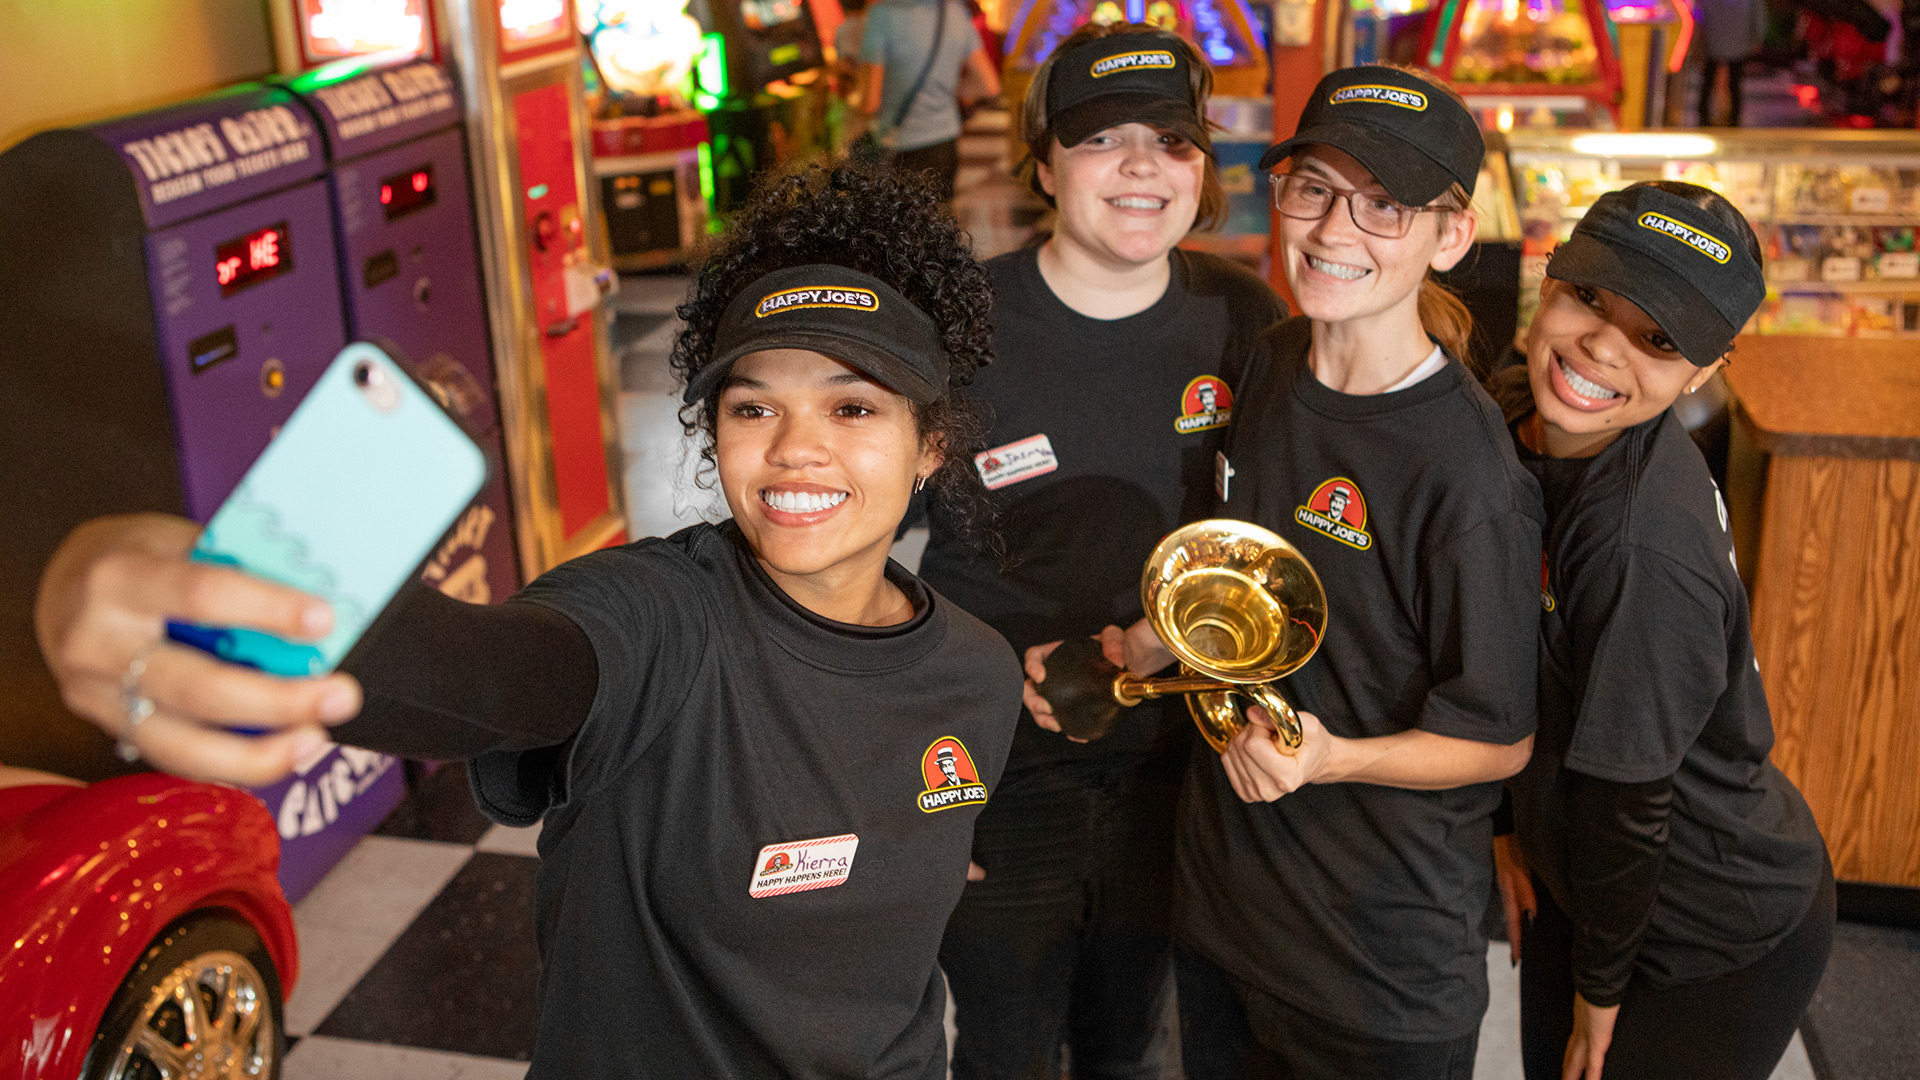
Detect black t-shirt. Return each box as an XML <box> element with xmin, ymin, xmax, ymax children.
<box><xmin>918</xmin><ymin>246</ymin><xmax>1285</xmax><ymax>786</ymax></box>
<box><xmin>1176</xmin><ymin>318</ymin><xmax>1543</xmax><ymax>1042</ymax></box>
<box><xmin>468</xmin><ymin>522</ymin><xmax>1023</xmax><ymax>1079</ymax></box>
<box><xmin>1510</xmin><ymin>410</ymin><xmax>1826</xmax><ymax>985</ymax></box>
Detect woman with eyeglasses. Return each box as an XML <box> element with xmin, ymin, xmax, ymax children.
<box><xmin>1029</xmin><ymin>64</ymin><xmax>1541</xmax><ymax>1078</ymax></box>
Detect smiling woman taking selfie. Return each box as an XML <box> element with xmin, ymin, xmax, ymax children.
<box><xmin>33</xmin><ymin>164</ymin><xmax>1023</xmax><ymax>1080</ymax></box>
<box><xmin>1493</xmin><ymin>181</ymin><xmax>1833</xmax><ymax>1080</ymax></box>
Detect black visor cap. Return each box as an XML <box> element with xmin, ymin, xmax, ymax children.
<box><xmin>1259</xmin><ymin>66</ymin><xmax>1483</xmax><ymax>206</ymax></box>
<box><xmin>1546</xmin><ymin>185</ymin><xmax>1766</xmax><ymax>366</ymax></box>
<box><xmin>685</xmin><ymin>265</ymin><xmax>949</xmax><ymax>405</ymax></box>
<box><xmin>1044</xmin><ymin>33</ymin><xmax>1210</xmax><ymax>154</ymax></box>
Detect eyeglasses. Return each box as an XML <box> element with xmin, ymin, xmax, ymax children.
<box><xmin>1269</xmin><ymin>173</ymin><xmax>1452</xmax><ymax>239</ymax></box>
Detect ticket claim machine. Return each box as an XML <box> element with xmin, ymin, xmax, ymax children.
<box><xmin>0</xmin><ymin>88</ymin><xmax>407</xmax><ymax>900</ymax></box>
<box><xmin>442</xmin><ymin>0</ymin><xmax>629</xmax><ymax>576</ymax></box>
<box><xmin>286</xmin><ymin>59</ymin><xmax>521</xmax><ymax>604</ymax></box>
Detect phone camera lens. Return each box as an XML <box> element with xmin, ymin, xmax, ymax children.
<box><xmin>353</xmin><ymin>360</ymin><xmax>374</xmax><ymax>387</ymax></box>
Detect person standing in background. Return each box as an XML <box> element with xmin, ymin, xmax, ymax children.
<box><xmin>861</xmin><ymin>0</ymin><xmax>1001</xmax><ymax>199</ymax></box>
<box><xmin>830</xmin><ymin>0</ymin><xmax>871</xmax><ymax>153</ymax></box>
<box><xmin>1696</xmin><ymin>0</ymin><xmax>1768</xmax><ymax>124</ymax></box>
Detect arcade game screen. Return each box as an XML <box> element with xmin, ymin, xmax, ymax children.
<box><xmin>299</xmin><ymin>0</ymin><xmax>431</xmax><ymax>60</ymax></box>
<box><xmin>1013</xmin><ymin>0</ymin><xmax>1259</xmax><ymax>70</ymax></box>
<box><xmin>580</xmin><ymin>0</ymin><xmax>708</xmax><ymax>104</ymax></box>
<box><xmin>741</xmin><ymin>0</ymin><xmax>806</xmax><ymax>30</ymax></box>
<box><xmin>1448</xmin><ymin>0</ymin><xmax>1600</xmax><ymax>86</ymax></box>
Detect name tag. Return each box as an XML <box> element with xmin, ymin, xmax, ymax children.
<box><xmin>749</xmin><ymin>833</ymin><xmax>859</xmax><ymax>899</ymax></box>
<box><xmin>974</xmin><ymin>434</ymin><xmax>1058</xmax><ymax>490</ymax></box>
<box><xmin>1215</xmin><ymin>451</ymin><xmax>1234</xmax><ymax>501</ymax></box>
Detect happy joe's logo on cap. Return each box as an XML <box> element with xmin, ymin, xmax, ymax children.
<box><xmin>1637</xmin><ymin>212</ymin><xmax>1732</xmax><ymax>264</ymax></box>
<box><xmin>755</xmin><ymin>286</ymin><xmax>880</xmax><ymax>317</ymax></box>
<box><xmin>1091</xmin><ymin>50</ymin><xmax>1177</xmax><ymax>77</ymax></box>
<box><xmin>1330</xmin><ymin>84</ymin><xmax>1428</xmax><ymax>111</ymax></box>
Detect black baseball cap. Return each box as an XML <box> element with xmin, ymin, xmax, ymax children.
<box><xmin>1547</xmin><ymin>185</ymin><xmax>1765</xmax><ymax>366</ymax></box>
<box><xmin>684</xmin><ymin>265</ymin><xmax>949</xmax><ymax>405</ymax></box>
<box><xmin>1260</xmin><ymin>66</ymin><xmax>1483</xmax><ymax>206</ymax></box>
<box><xmin>1043</xmin><ymin>33</ymin><xmax>1211</xmax><ymax>154</ymax></box>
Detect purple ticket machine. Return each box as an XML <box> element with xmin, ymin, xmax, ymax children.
<box><xmin>286</xmin><ymin>59</ymin><xmax>520</xmax><ymax>606</ymax></box>
<box><xmin>0</xmin><ymin>86</ymin><xmax>406</xmax><ymax>902</ymax></box>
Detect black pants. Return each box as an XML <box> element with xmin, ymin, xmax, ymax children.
<box><xmin>1698</xmin><ymin>58</ymin><xmax>1746</xmax><ymax>126</ymax></box>
<box><xmin>1174</xmin><ymin>945</ymin><xmax>1480</xmax><ymax>1080</ymax></box>
<box><xmin>1518</xmin><ymin>861</ymin><xmax>1835</xmax><ymax>1080</ymax></box>
<box><xmin>892</xmin><ymin>138</ymin><xmax>959</xmax><ymax>201</ymax></box>
<box><xmin>939</xmin><ymin>767</ymin><xmax>1180</xmax><ymax>1080</ymax></box>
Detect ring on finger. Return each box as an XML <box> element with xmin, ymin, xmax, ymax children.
<box><xmin>116</xmin><ymin>643</ymin><xmax>162</xmax><ymax>763</ymax></box>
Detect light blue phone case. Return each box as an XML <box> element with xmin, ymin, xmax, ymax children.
<box><xmin>168</xmin><ymin>342</ymin><xmax>488</xmax><ymax>677</ymax></box>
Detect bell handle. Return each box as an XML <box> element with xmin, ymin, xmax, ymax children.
<box><xmin>1239</xmin><ymin>683</ymin><xmax>1304</xmax><ymax>755</ymax></box>
<box><xmin>1034</xmin><ymin>636</ymin><xmax>1129</xmax><ymax>741</ymax></box>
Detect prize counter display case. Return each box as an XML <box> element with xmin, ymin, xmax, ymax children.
<box><xmin>1506</xmin><ymin>130</ymin><xmax>1920</xmax><ymax>341</ymax></box>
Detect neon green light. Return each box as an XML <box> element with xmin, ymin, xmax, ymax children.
<box><xmin>769</xmin><ymin>43</ymin><xmax>801</xmax><ymax>66</ymax></box>
<box><xmin>697</xmin><ymin>141</ymin><xmax>718</xmax><ymax>230</ymax></box>
<box><xmin>696</xmin><ymin>32</ymin><xmax>728</xmax><ymax>99</ymax></box>
<box><xmin>1428</xmin><ymin>0</ymin><xmax>1462</xmax><ymax>68</ymax></box>
<box><xmin>527</xmin><ymin>183</ymin><xmax>550</xmax><ymax>199</ymax></box>
<box><xmin>288</xmin><ymin>54</ymin><xmax>378</xmax><ymax>92</ymax></box>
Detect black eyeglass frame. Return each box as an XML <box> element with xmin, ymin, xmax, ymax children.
<box><xmin>1268</xmin><ymin>172</ymin><xmax>1456</xmax><ymax>239</ymax></box>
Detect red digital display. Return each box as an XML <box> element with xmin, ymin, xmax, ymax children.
<box><xmin>214</xmin><ymin>222</ymin><xmax>293</xmax><ymax>297</ymax></box>
<box><xmin>379</xmin><ymin>165</ymin><xmax>437</xmax><ymax>221</ymax></box>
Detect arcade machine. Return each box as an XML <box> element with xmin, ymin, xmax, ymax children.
<box><xmin>1605</xmin><ymin>0</ymin><xmax>1689</xmax><ymax>128</ymax></box>
<box><xmin>0</xmin><ymin>88</ymin><xmax>410</xmax><ymax>901</ymax></box>
<box><xmin>999</xmin><ymin>0</ymin><xmax>1271</xmax><ymax>121</ymax></box>
<box><xmin>580</xmin><ymin>0</ymin><xmax>715</xmax><ymax>267</ymax></box>
<box><xmin>688</xmin><ymin>0</ymin><xmax>834</xmax><ymax>216</ymax></box>
<box><xmin>440</xmin><ymin>0</ymin><xmax>631</xmax><ymax>577</ymax></box>
<box><xmin>1418</xmin><ymin>0</ymin><xmax>1625</xmax><ymax>127</ymax></box>
<box><xmin>1346</xmin><ymin>0</ymin><xmax>1443</xmax><ymax>67</ymax></box>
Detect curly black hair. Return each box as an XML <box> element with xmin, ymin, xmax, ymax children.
<box><xmin>669</xmin><ymin>162</ymin><xmax>999</xmax><ymax>548</ymax></box>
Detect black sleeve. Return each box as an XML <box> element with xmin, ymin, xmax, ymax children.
<box><xmin>1564</xmin><ymin>546</ymin><xmax>1727</xmax><ymax>782</ymax></box>
<box><xmin>1564</xmin><ymin>769</ymin><xmax>1675</xmax><ymax>1007</ymax></box>
<box><xmin>332</xmin><ymin>580</ymin><xmax>597</xmax><ymax>759</ymax></box>
<box><xmin>1414</xmin><ymin>512</ymin><xmax>1542</xmax><ymax>745</ymax></box>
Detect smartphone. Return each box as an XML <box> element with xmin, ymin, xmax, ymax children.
<box><xmin>166</xmin><ymin>341</ymin><xmax>488</xmax><ymax>677</ymax></box>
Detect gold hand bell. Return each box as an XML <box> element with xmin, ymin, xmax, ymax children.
<box><xmin>1035</xmin><ymin>519</ymin><xmax>1327</xmax><ymax>754</ymax></box>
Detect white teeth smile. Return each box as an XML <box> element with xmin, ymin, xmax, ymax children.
<box><xmin>1306</xmin><ymin>254</ymin><xmax>1368</xmax><ymax>280</ymax></box>
<box><xmin>1109</xmin><ymin>196</ymin><xmax>1167</xmax><ymax>210</ymax></box>
<box><xmin>763</xmin><ymin>489</ymin><xmax>848</xmax><ymax>514</ymax></box>
<box><xmin>1559</xmin><ymin>357</ymin><xmax>1619</xmax><ymax>401</ymax></box>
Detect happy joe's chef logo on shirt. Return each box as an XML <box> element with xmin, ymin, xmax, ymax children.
<box><xmin>1295</xmin><ymin>477</ymin><xmax>1373</xmax><ymax>550</ymax></box>
<box><xmin>1091</xmin><ymin>50</ymin><xmax>1177</xmax><ymax>77</ymax></box>
<box><xmin>749</xmin><ymin>834</ymin><xmax>859</xmax><ymax>898</ymax></box>
<box><xmin>1175</xmin><ymin>376</ymin><xmax>1234</xmax><ymax>434</ymax></box>
<box><xmin>1330</xmin><ymin>84</ymin><xmax>1428</xmax><ymax>111</ymax></box>
<box><xmin>754</xmin><ymin>286</ymin><xmax>880</xmax><ymax>317</ymax></box>
<box><xmin>918</xmin><ymin>737</ymin><xmax>990</xmax><ymax>813</ymax></box>
<box><xmin>1637</xmin><ymin>212</ymin><xmax>1732</xmax><ymax>264</ymax></box>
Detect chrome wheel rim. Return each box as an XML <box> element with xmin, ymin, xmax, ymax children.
<box><xmin>107</xmin><ymin>949</ymin><xmax>276</xmax><ymax>1080</ymax></box>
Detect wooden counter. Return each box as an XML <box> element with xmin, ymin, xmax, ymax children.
<box><xmin>1727</xmin><ymin>335</ymin><xmax>1920</xmax><ymax>889</ymax></box>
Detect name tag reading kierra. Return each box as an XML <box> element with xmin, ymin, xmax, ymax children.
<box><xmin>749</xmin><ymin>834</ymin><xmax>859</xmax><ymax>898</ymax></box>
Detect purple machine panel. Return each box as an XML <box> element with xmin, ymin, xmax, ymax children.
<box><xmin>0</xmin><ymin>84</ymin><xmax>405</xmax><ymax>891</ymax></box>
<box><xmin>291</xmin><ymin>61</ymin><xmax>520</xmax><ymax>603</ymax></box>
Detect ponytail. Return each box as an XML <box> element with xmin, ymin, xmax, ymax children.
<box><xmin>1418</xmin><ymin>275</ymin><xmax>1475</xmax><ymax>373</ymax></box>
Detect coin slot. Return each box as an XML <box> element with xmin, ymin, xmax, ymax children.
<box><xmin>189</xmin><ymin>325</ymin><xmax>239</xmax><ymax>374</ymax></box>
<box><xmin>364</xmin><ymin>248</ymin><xmax>400</xmax><ymax>289</ymax></box>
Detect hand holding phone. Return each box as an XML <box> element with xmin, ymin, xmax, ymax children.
<box><xmin>166</xmin><ymin>341</ymin><xmax>488</xmax><ymax>678</ymax></box>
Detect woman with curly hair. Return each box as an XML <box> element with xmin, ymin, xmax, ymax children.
<box><xmin>32</xmin><ymin>163</ymin><xmax>1022</xmax><ymax>1079</ymax></box>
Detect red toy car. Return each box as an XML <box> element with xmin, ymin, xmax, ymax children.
<box><xmin>1</xmin><ymin>767</ymin><xmax>298</xmax><ymax>1080</ymax></box>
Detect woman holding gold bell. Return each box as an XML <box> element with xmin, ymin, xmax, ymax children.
<box><xmin>919</xmin><ymin>22</ymin><xmax>1285</xmax><ymax>1080</ymax></box>
<box><xmin>1029</xmin><ymin>65</ymin><xmax>1541</xmax><ymax>1078</ymax></box>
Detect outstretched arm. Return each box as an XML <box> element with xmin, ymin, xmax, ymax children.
<box><xmin>35</xmin><ymin>514</ymin><xmax>595</xmax><ymax>786</ymax></box>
